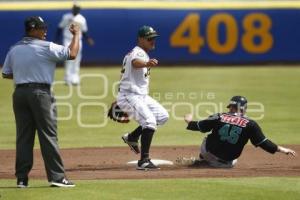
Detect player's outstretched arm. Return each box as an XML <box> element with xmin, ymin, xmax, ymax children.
<box><xmin>184</xmin><ymin>113</ymin><xmax>216</xmax><ymax>132</ymax></box>
<box><xmin>132</xmin><ymin>58</ymin><xmax>158</xmax><ymax>68</ymax></box>
<box><xmin>83</xmin><ymin>32</ymin><xmax>95</xmax><ymax>46</ymax></box>
<box><xmin>259</xmin><ymin>138</ymin><xmax>297</xmax><ymax>157</ymax></box>
<box><xmin>184</xmin><ymin>114</ymin><xmax>201</xmax><ymax>131</ymax></box>
<box><xmin>277</xmin><ymin>146</ymin><xmax>296</xmax><ymax>156</ymax></box>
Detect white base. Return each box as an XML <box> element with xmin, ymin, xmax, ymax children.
<box><xmin>127</xmin><ymin>159</ymin><xmax>174</xmax><ymax>166</ymax></box>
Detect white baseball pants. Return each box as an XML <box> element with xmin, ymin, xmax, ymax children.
<box><xmin>117</xmin><ymin>93</ymin><xmax>169</xmax><ymax>130</ymax></box>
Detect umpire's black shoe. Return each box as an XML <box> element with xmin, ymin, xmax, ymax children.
<box><xmin>50</xmin><ymin>178</ymin><xmax>75</xmax><ymax>188</ymax></box>
<box><xmin>122</xmin><ymin>133</ymin><xmax>140</xmax><ymax>154</ymax></box>
<box><xmin>17</xmin><ymin>177</ymin><xmax>28</xmax><ymax>188</ymax></box>
<box><xmin>137</xmin><ymin>158</ymin><xmax>160</xmax><ymax>170</ymax></box>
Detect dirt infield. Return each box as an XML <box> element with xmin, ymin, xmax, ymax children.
<box><xmin>0</xmin><ymin>145</ymin><xmax>299</xmax><ymax>180</ymax></box>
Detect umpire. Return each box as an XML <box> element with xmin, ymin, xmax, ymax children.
<box><xmin>2</xmin><ymin>16</ymin><xmax>79</xmax><ymax>188</ymax></box>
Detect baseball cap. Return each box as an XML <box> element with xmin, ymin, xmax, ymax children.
<box><xmin>138</xmin><ymin>26</ymin><xmax>159</xmax><ymax>39</ymax></box>
<box><xmin>72</xmin><ymin>4</ymin><xmax>81</xmax><ymax>15</ymax></box>
<box><xmin>25</xmin><ymin>16</ymin><xmax>47</xmax><ymax>31</ymax></box>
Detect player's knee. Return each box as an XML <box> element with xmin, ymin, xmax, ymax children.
<box><xmin>143</xmin><ymin>123</ymin><xmax>157</xmax><ymax>131</ymax></box>
<box><xmin>157</xmin><ymin>111</ymin><xmax>169</xmax><ymax>125</ymax></box>
<box><xmin>143</xmin><ymin>117</ymin><xmax>157</xmax><ymax>130</ymax></box>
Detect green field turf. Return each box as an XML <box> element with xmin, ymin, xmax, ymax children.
<box><xmin>1</xmin><ymin>66</ymin><xmax>300</xmax><ymax>149</ymax></box>
<box><xmin>0</xmin><ymin>178</ymin><xmax>299</xmax><ymax>200</ymax></box>
<box><xmin>0</xmin><ymin>66</ymin><xmax>299</xmax><ymax>200</ymax></box>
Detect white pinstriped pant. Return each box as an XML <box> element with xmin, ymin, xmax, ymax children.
<box><xmin>117</xmin><ymin>93</ymin><xmax>169</xmax><ymax>130</ymax></box>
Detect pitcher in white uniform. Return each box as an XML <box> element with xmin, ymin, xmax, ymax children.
<box><xmin>118</xmin><ymin>26</ymin><xmax>169</xmax><ymax>170</ymax></box>
<box><xmin>56</xmin><ymin>4</ymin><xmax>94</xmax><ymax>85</ymax></box>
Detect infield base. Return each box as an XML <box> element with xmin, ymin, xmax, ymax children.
<box><xmin>127</xmin><ymin>159</ymin><xmax>174</xmax><ymax>166</ymax></box>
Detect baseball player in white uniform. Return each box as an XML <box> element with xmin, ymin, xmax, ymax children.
<box><xmin>118</xmin><ymin>26</ymin><xmax>169</xmax><ymax>170</ymax></box>
<box><xmin>56</xmin><ymin>4</ymin><xmax>94</xmax><ymax>85</ymax></box>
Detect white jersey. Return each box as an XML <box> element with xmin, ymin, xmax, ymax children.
<box><xmin>58</xmin><ymin>13</ymin><xmax>88</xmax><ymax>41</ymax></box>
<box><xmin>119</xmin><ymin>46</ymin><xmax>150</xmax><ymax>95</ymax></box>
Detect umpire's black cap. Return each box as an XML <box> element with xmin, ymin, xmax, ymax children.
<box><xmin>25</xmin><ymin>16</ymin><xmax>47</xmax><ymax>32</ymax></box>
<box><xmin>227</xmin><ymin>96</ymin><xmax>248</xmax><ymax>109</ymax></box>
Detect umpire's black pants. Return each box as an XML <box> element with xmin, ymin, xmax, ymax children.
<box><xmin>13</xmin><ymin>84</ymin><xmax>65</xmax><ymax>182</ymax></box>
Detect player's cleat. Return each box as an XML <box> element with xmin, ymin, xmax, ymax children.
<box><xmin>50</xmin><ymin>178</ymin><xmax>75</xmax><ymax>188</ymax></box>
<box><xmin>175</xmin><ymin>157</ymin><xmax>197</xmax><ymax>166</ymax></box>
<box><xmin>17</xmin><ymin>177</ymin><xmax>28</xmax><ymax>188</ymax></box>
<box><xmin>175</xmin><ymin>157</ymin><xmax>209</xmax><ymax>167</ymax></box>
<box><xmin>122</xmin><ymin>133</ymin><xmax>140</xmax><ymax>154</ymax></box>
<box><xmin>136</xmin><ymin>158</ymin><xmax>160</xmax><ymax>170</ymax></box>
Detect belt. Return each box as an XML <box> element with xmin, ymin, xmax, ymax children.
<box><xmin>16</xmin><ymin>83</ymin><xmax>51</xmax><ymax>89</ymax></box>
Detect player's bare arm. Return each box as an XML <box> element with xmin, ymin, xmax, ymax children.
<box><xmin>87</xmin><ymin>37</ymin><xmax>95</xmax><ymax>46</ymax></box>
<box><xmin>277</xmin><ymin>146</ymin><xmax>296</xmax><ymax>156</ymax></box>
<box><xmin>184</xmin><ymin>114</ymin><xmax>193</xmax><ymax>124</ymax></box>
<box><xmin>132</xmin><ymin>58</ymin><xmax>158</xmax><ymax>68</ymax></box>
<box><xmin>68</xmin><ymin>23</ymin><xmax>80</xmax><ymax>60</ymax></box>
<box><xmin>83</xmin><ymin>32</ymin><xmax>95</xmax><ymax>46</ymax></box>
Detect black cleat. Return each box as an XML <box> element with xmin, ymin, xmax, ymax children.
<box><xmin>137</xmin><ymin>158</ymin><xmax>160</xmax><ymax>170</ymax></box>
<box><xmin>50</xmin><ymin>178</ymin><xmax>75</xmax><ymax>188</ymax></box>
<box><xmin>17</xmin><ymin>177</ymin><xmax>28</xmax><ymax>188</ymax></box>
<box><xmin>122</xmin><ymin>133</ymin><xmax>140</xmax><ymax>154</ymax></box>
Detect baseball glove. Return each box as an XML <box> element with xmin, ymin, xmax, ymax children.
<box><xmin>107</xmin><ymin>101</ymin><xmax>130</xmax><ymax>123</ymax></box>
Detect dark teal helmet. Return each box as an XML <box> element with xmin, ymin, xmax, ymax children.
<box><xmin>227</xmin><ymin>96</ymin><xmax>248</xmax><ymax>109</ymax></box>
<box><xmin>138</xmin><ymin>26</ymin><xmax>159</xmax><ymax>39</ymax></box>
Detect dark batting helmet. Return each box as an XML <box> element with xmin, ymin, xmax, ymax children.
<box><xmin>227</xmin><ymin>96</ymin><xmax>248</xmax><ymax>110</ymax></box>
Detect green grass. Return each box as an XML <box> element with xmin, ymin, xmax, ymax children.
<box><xmin>1</xmin><ymin>66</ymin><xmax>300</xmax><ymax>149</ymax></box>
<box><xmin>0</xmin><ymin>178</ymin><xmax>299</xmax><ymax>200</ymax></box>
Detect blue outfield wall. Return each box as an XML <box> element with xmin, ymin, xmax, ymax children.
<box><xmin>1</xmin><ymin>8</ymin><xmax>300</xmax><ymax>64</ymax></box>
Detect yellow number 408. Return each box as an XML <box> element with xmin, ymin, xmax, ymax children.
<box><xmin>170</xmin><ymin>13</ymin><xmax>273</xmax><ymax>54</ymax></box>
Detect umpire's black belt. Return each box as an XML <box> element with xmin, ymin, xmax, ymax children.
<box><xmin>16</xmin><ymin>83</ymin><xmax>51</xmax><ymax>90</ymax></box>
